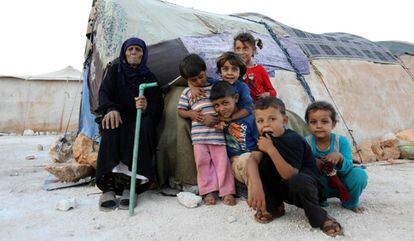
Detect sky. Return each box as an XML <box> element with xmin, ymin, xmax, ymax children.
<box><xmin>0</xmin><ymin>0</ymin><xmax>412</xmax><ymax>76</ymax></box>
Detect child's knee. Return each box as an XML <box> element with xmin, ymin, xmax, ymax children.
<box><xmin>346</xmin><ymin>168</ymin><xmax>368</xmax><ymax>189</ymax></box>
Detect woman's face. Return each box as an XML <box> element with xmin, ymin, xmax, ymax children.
<box><xmin>125</xmin><ymin>45</ymin><xmax>143</xmax><ymax>67</ymax></box>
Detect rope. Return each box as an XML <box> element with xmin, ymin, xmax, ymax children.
<box><xmin>230</xmin><ymin>15</ymin><xmax>315</xmax><ymax>102</ymax></box>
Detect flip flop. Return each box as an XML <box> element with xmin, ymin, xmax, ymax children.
<box><xmin>119</xmin><ymin>189</ymin><xmax>137</xmax><ymax>210</ymax></box>
<box><xmin>99</xmin><ymin>191</ymin><xmax>118</xmax><ymax>211</ymax></box>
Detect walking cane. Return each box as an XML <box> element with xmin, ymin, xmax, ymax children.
<box><xmin>129</xmin><ymin>82</ymin><xmax>158</xmax><ymax>216</ymax></box>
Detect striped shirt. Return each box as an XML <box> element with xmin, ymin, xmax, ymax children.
<box><xmin>177</xmin><ymin>86</ymin><xmax>225</xmax><ymax>145</ymax></box>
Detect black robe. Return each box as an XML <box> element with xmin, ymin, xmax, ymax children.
<box><xmin>95</xmin><ymin>61</ymin><xmax>164</xmax><ymax>194</ymax></box>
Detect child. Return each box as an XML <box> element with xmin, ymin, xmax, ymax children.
<box><xmin>210</xmin><ymin>81</ymin><xmax>259</xmax><ymax>186</ymax></box>
<box><xmin>177</xmin><ymin>54</ymin><xmax>236</xmax><ymax>206</ymax></box>
<box><xmin>234</xmin><ymin>32</ymin><xmax>277</xmax><ymax>101</ymax></box>
<box><xmin>305</xmin><ymin>101</ymin><xmax>368</xmax><ymax>213</ymax></box>
<box><xmin>246</xmin><ymin>97</ymin><xmax>343</xmax><ymax>237</ymax></box>
<box><xmin>189</xmin><ymin>51</ymin><xmax>254</xmax><ymax>122</ymax></box>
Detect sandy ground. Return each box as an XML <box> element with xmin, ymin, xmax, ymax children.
<box><xmin>1</xmin><ymin>135</ymin><xmax>413</xmax><ymax>241</ymax></box>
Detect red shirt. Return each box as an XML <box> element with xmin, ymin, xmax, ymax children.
<box><xmin>244</xmin><ymin>65</ymin><xmax>277</xmax><ymax>101</ymax></box>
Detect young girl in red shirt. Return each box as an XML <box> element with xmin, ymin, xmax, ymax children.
<box><xmin>234</xmin><ymin>32</ymin><xmax>277</xmax><ymax>102</ymax></box>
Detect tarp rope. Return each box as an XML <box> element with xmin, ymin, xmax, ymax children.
<box><xmin>230</xmin><ymin>15</ymin><xmax>315</xmax><ymax>102</ymax></box>
<box><xmin>310</xmin><ymin>63</ymin><xmax>363</xmax><ymax>163</ymax></box>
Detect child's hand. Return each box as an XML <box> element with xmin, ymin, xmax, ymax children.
<box><xmin>257</xmin><ymin>92</ymin><xmax>270</xmax><ymax>100</ymax></box>
<box><xmin>203</xmin><ymin>114</ymin><xmax>219</xmax><ymax>127</ymax></box>
<box><xmin>324</xmin><ymin>152</ymin><xmax>343</xmax><ymax>167</ymax></box>
<box><xmin>189</xmin><ymin>109</ymin><xmax>204</xmax><ymax>122</ymax></box>
<box><xmin>189</xmin><ymin>85</ymin><xmax>206</xmax><ymax>100</ymax></box>
<box><xmin>214</xmin><ymin>121</ymin><xmax>227</xmax><ymax>130</ymax></box>
<box><xmin>248</xmin><ymin>182</ymin><xmax>266</xmax><ymax>212</ymax></box>
<box><xmin>257</xmin><ymin>135</ymin><xmax>276</xmax><ymax>154</ymax></box>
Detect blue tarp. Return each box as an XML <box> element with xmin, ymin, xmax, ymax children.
<box><xmin>78</xmin><ymin>66</ymin><xmax>99</xmax><ymax>139</ymax></box>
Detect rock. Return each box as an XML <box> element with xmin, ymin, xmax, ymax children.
<box><xmin>94</xmin><ymin>224</ymin><xmax>102</xmax><ymax>230</ymax></box>
<box><xmin>45</xmin><ymin>162</ymin><xmax>94</xmax><ymax>182</ymax></box>
<box><xmin>371</xmin><ymin>134</ymin><xmax>400</xmax><ymax>161</ymax></box>
<box><xmin>9</xmin><ymin>171</ymin><xmax>19</xmax><ymax>176</ymax></box>
<box><xmin>25</xmin><ymin>155</ymin><xmax>36</xmax><ymax>160</ymax></box>
<box><xmin>72</xmin><ymin>134</ymin><xmax>98</xmax><ymax>169</ymax></box>
<box><xmin>37</xmin><ymin>144</ymin><xmax>44</xmax><ymax>151</ymax></box>
<box><xmin>353</xmin><ymin>140</ymin><xmax>377</xmax><ymax>163</ymax></box>
<box><xmin>177</xmin><ymin>192</ymin><xmax>202</xmax><ymax>208</ymax></box>
<box><xmin>227</xmin><ymin>216</ymin><xmax>237</xmax><ymax>223</ymax></box>
<box><xmin>49</xmin><ymin>135</ymin><xmax>76</xmax><ymax>163</ymax></box>
<box><xmin>396</xmin><ymin>129</ymin><xmax>414</xmax><ymax>144</ymax></box>
<box><xmin>55</xmin><ymin>198</ymin><xmax>77</xmax><ymax>211</ymax></box>
<box><xmin>23</xmin><ymin>129</ymin><xmax>35</xmax><ymax>136</ymax></box>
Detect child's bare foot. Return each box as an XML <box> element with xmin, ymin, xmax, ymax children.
<box><xmin>321</xmin><ymin>216</ymin><xmax>343</xmax><ymax>237</ymax></box>
<box><xmin>222</xmin><ymin>194</ymin><xmax>236</xmax><ymax>206</ymax></box>
<box><xmin>204</xmin><ymin>193</ymin><xmax>216</xmax><ymax>205</ymax></box>
<box><xmin>351</xmin><ymin>206</ymin><xmax>365</xmax><ymax>213</ymax></box>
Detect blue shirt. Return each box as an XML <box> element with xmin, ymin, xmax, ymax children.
<box><xmin>305</xmin><ymin>133</ymin><xmax>353</xmax><ymax>176</ymax></box>
<box><xmin>224</xmin><ymin>114</ymin><xmax>258</xmax><ymax>157</ymax></box>
<box><xmin>208</xmin><ymin>78</ymin><xmax>253</xmax><ymax>114</ymax></box>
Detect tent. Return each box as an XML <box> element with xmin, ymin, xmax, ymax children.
<box><xmin>80</xmin><ymin>0</ymin><xmax>414</xmax><ymax>185</ymax></box>
<box><xmin>0</xmin><ymin>66</ymin><xmax>82</xmax><ymax>133</ymax></box>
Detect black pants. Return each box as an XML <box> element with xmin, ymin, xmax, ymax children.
<box><xmin>259</xmin><ymin>158</ymin><xmax>327</xmax><ymax>228</ymax></box>
<box><xmin>95</xmin><ymin>117</ymin><xmax>156</xmax><ymax>195</ymax></box>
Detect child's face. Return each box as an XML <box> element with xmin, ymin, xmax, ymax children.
<box><xmin>220</xmin><ymin>61</ymin><xmax>240</xmax><ymax>84</ymax></box>
<box><xmin>212</xmin><ymin>95</ymin><xmax>238</xmax><ymax>119</ymax></box>
<box><xmin>234</xmin><ymin>40</ymin><xmax>254</xmax><ymax>64</ymax></box>
<box><xmin>187</xmin><ymin>71</ymin><xmax>207</xmax><ymax>87</ymax></box>
<box><xmin>307</xmin><ymin>110</ymin><xmax>336</xmax><ymax>139</ymax></box>
<box><xmin>254</xmin><ymin>107</ymin><xmax>288</xmax><ymax>137</ymax></box>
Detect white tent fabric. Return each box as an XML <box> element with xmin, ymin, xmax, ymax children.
<box><xmin>0</xmin><ymin>66</ymin><xmax>82</xmax><ymax>133</ymax></box>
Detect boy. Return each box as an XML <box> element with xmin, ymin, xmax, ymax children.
<box><xmin>246</xmin><ymin>97</ymin><xmax>343</xmax><ymax>237</ymax></box>
<box><xmin>210</xmin><ymin>81</ymin><xmax>258</xmax><ymax>186</ymax></box>
<box><xmin>177</xmin><ymin>54</ymin><xmax>236</xmax><ymax>205</ymax></box>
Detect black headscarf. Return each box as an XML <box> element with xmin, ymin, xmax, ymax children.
<box><xmin>118</xmin><ymin>37</ymin><xmax>150</xmax><ymax>79</ymax></box>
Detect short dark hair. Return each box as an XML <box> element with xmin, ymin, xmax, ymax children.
<box><xmin>179</xmin><ymin>54</ymin><xmax>206</xmax><ymax>79</ymax></box>
<box><xmin>305</xmin><ymin>101</ymin><xmax>337</xmax><ymax>123</ymax></box>
<box><xmin>216</xmin><ymin>51</ymin><xmax>246</xmax><ymax>78</ymax></box>
<box><xmin>254</xmin><ymin>97</ymin><xmax>286</xmax><ymax>115</ymax></box>
<box><xmin>233</xmin><ymin>32</ymin><xmax>263</xmax><ymax>50</ymax></box>
<box><xmin>210</xmin><ymin>81</ymin><xmax>237</xmax><ymax>101</ymax></box>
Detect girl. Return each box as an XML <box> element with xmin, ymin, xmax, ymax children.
<box><xmin>189</xmin><ymin>52</ymin><xmax>253</xmax><ymax>122</ymax></box>
<box><xmin>304</xmin><ymin>101</ymin><xmax>368</xmax><ymax>213</ymax></box>
<box><xmin>234</xmin><ymin>32</ymin><xmax>277</xmax><ymax>102</ymax></box>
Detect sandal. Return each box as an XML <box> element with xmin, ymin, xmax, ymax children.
<box><xmin>119</xmin><ymin>189</ymin><xmax>137</xmax><ymax>210</ymax></box>
<box><xmin>254</xmin><ymin>210</ymin><xmax>274</xmax><ymax>224</ymax></box>
<box><xmin>99</xmin><ymin>191</ymin><xmax>118</xmax><ymax>211</ymax></box>
<box><xmin>321</xmin><ymin>216</ymin><xmax>344</xmax><ymax>237</ymax></box>
<box><xmin>204</xmin><ymin>193</ymin><xmax>216</xmax><ymax>205</ymax></box>
<box><xmin>222</xmin><ymin>195</ymin><xmax>236</xmax><ymax>206</ymax></box>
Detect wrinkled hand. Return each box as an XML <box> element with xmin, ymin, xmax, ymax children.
<box><xmin>190</xmin><ymin>86</ymin><xmax>206</xmax><ymax>100</ymax></box>
<box><xmin>324</xmin><ymin>152</ymin><xmax>343</xmax><ymax>167</ymax></box>
<box><xmin>203</xmin><ymin>114</ymin><xmax>219</xmax><ymax>127</ymax></box>
<box><xmin>257</xmin><ymin>92</ymin><xmax>270</xmax><ymax>100</ymax></box>
<box><xmin>102</xmin><ymin>110</ymin><xmax>123</xmax><ymax>129</ymax></box>
<box><xmin>257</xmin><ymin>135</ymin><xmax>275</xmax><ymax>154</ymax></box>
<box><xmin>189</xmin><ymin>109</ymin><xmax>204</xmax><ymax>122</ymax></box>
<box><xmin>135</xmin><ymin>96</ymin><xmax>147</xmax><ymax>112</ymax></box>
<box><xmin>247</xmin><ymin>182</ymin><xmax>266</xmax><ymax>212</ymax></box>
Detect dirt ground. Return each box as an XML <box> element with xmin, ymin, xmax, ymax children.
<box><xmin>1</xmin><ymin>135</ymin><xmax>413</xmax><ymax>241</ymax></box>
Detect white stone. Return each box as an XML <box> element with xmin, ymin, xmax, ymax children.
<box><xmin>37</xmin><ymin>144</ymin><xmax>44</xmax><ymax>151</ymax></box>
<box><xmin>177</xmin><ymin>192</ymin><xmax>202</xmax><ymax>208</ymax></box>
<box><xmin>227</xmin><ymin>216</ymin><xmax>237</xmax><ymax>223</ymax></box>
<box><xmin>55</xmin><ymin>198</ymin><xmax>77</xmax><ymax>211</ymax></box>
<box><xmin>23</xmin><ymin>129</ymin><xmax>35</xmax><ymax>136</ymax></box>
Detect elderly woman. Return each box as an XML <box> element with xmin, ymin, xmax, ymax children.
<box><xmin>96</xmin><ymin>37</ymin><xmax>163</xmax><ymax>211</ymax></box>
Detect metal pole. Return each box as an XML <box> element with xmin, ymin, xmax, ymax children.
<box><xmin>129</xmin><ymin>82</ymin><xmax>158</xmax><ymax>216</ymax></box>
